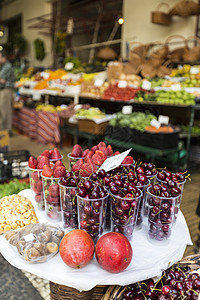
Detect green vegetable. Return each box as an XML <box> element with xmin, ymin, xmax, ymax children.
<box><xmin>0</xmin><ymin>178</ymin><xmax>29</xmax><ymax>198</ymax></box>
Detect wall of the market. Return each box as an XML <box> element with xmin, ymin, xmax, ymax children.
<box><xmin>122</xmin><ymin>0</ymin><xmax>197</xmax><ymax>59</ymax></box>
<box><xmin>0</xmin><ymin>0</ymin><xmax>52</xmax><ymax>67</ymax></box>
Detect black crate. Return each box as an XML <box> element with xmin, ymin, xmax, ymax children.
<box><xmin>105</xmin><ymin>125</ymin><xmax>132</xmax><ymax>142</ymax></box>
<box><xmin>129</xmin><ymin>129</ymin><xmax>180</xmax><ymax>150</ymax></box>
<box><xmin>0</xmin><ymin>150</ymin><xmax>30</xmax><ymax>180</ymax></box>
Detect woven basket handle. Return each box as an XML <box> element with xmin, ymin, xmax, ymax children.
<box><xmin>155</xmin><ymin>2</ymin><xmax>170</xmax><ymax>12</ymax></box>
<box><xmin>186</xmin><ymin>35</ymin><xmax>200</xmax><ymax>47</ymax></box>
<box><xmin>165</xmin><ymin>34</ymin><xmax>187</xmax><ymax>46</ymax></box>
<box><xmin>130</xmin><ymin>41</ymin><xmax>144</xmax><ymax>48</ymax></box>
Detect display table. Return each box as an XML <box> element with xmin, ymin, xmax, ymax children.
<box><xmin>0</xmin><ymin>189</ymin><xmax>192</xmax><ymax>298</ymax></box>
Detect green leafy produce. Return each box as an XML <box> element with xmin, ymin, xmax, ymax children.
<box><xmin>150</xmin><ymin>78</ymin><xmax>165</xmax><ymax>88</ymax></box>
<box><xmin>0</xmin><ymin>178</ymin><xmax>29</xmax><ymax>198</ymax></box>
<box><xmin>109</xmin><ymin>112</ymin><xmax>156</xmax><ymax>132</ymax></box>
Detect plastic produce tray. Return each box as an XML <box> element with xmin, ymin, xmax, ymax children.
<box><xmin>0</xmin><ymin>150</ymin><xmax>30</xmax><ymax>181</ymax></box>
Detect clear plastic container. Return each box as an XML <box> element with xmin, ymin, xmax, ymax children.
<box><xmin>29</xmin><ymin>168</ymin><xmax>44</xmax><ymax>210</ymax></box>
<box><xmin>146</xmin><ymin>186</ymin><xmax>179</xmax><ymax>244</ymax></box>
<box><xmin>136</xmin><ymin>180</ymin><xmax>150</xmax><ymax>225</ymax></box>
<box><xmin>67</xmin><ymin>153</ymin><xmax>84</xmax><ymax>171</ymax></box>
<box><xmin>59</xmin><ymin>182</ymin><xmax>78</xmax><ymax>230</ymax></box>
<box><xmin>110</xmin><ymin>191</ymin><xmax>142</xmax><ymax>240</ymax></box>
<box><xmin>42</xmin><ymin>176</ymin><xmax>62</xmax><ymax>222</ymax></box>
<box><xmin>77</xmin><ymin>193</ymin><xmax>109</xmax><ymax>243</ymax></box>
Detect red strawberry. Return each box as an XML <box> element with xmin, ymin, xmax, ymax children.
<box><xmin>42</xmin><ymin>165</ymin><xmax>53</xmax><ymax>177</ymax></box>
<box><xmin>51</xmin><ymin>148</ymin><xmax>62</xmax><ymax>159</ymax></box>
<box><xmin>28</xmin><ymin>156</ymin><xmax>38</xmax><ymax>169</ymax></box>
<box><xmin>53</xmin><ymin>160</ymin><xmax>64</xmax><ymax>170</ymax></box>
<box><xmin>31</xmin><ymin>171</ymin><xmax>40</xmax><ymax>182</ymax></box>
<box><xmin>53</xmin><ymin>166</ymin><xmax>66</xmax><ymax>178</ymax></box>
<box><xmin>71</xmin><ymin>158</ymin><xmax>84</xmax><ymax>173</ymax></box>
<box><xmin>95</xmin><ymin>150</ymin><xmax>107</xmax><ymax>161</ymax></box>
<box><xmin>49</xmin><ymin>150</ymin><xmax>53</xmax><ymax>157</ymax></box>
<box><xmin>48</xmin><ymin>184</ymin><xmax>59</xmax><ymax>197</ymax></box>
<box><xmin>37</xmin><ymin>155</ymin><xmax>43</xmax><ymax>162</ymax></box>
<box><xmin>35</xmin><ymin>179</ymin><xmax>43</xmax><ymax>193</ymax></box>
<box><xmin>37</xmin><ymin>156</ymin><xmax>50</xmax><ymax>169</ymax></box>
<box><xmin>91</xmin><ymin>145</ymin><xmax>99</xmax><ymax>153</ymax></box>
<box><xmin>114</xmin><ymin>151</ymin><xmax>121</xmax><ymax>155</ymax></box>
<box><xmin>92</xmin><ymin>153</ymin><xmax>104</xmax><ymax>166</ymax></box>
<box><xmin>107</xmin><ymin>145</ymin><xmax>113</xmax><ymax>156</ymax></box>
<box><xmin>85</xmin><ymin>150</ymin><xmax>93</xmax><ymax>160</ymax></box>
<box><xmin>71</xmin><ymin>144</ymin><xmax>83</xmax><ymax>158</ymax></box>
<box><xmin>41</xmin><ymin>149</ymin><xmax>50</xmax><ymax>158</ymax></box>
<box><xmin>35</xmin><ymin>194</ymin><xmax>42</xmax><ymax>203</ymax></box>
<box><xmin>99</xmin><ymin>147</ymin><xmax>108</xmax><ymax>157</ymax></box>
<box><xmin>80</xmin><ymin>163</ymin><xmax>97</xmax><ymax>177</ymax></box>
<box><xmin>98</xmin><ymin>142</ymin><xmax>106</xmax><ymax>148</ymax></box>
<box><xmin>122</xmin><ymin>156</ymin><xmax>134</xmax><ymax>165</ymax></box>
<box><xmin>82</xmin><ymin>149</ymin><xmax>89</xmax><ymax>158</ymax></box>
<box><xmin>46</xmin><ymin>195</ymin><xmax>60</xmax><ymax>204</ymax></box>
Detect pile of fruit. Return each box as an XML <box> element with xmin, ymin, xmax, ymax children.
<box><xmin>75</xmin><ymin>107</ymin><xmax>106</xmax><ymax>120</ymax></box>
<box><xmin>102</xmin><ymin>83</ymin><xmax>140</xmax><ymax>101</ymax></box>
<box><xmin>155</xmin><ymin>90</ymin><xmax>195</xmax><ymax>106</ymax></box>
<box><xmin>123</xmin><ymin>264</ymin><xmax>200</xmax><ymax>299</ymax></box>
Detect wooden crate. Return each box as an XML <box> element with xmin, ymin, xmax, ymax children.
<box><xmin>78</xmin><ymin>119</ymin><xmax>108</xmax><ymax>135</ymax></box>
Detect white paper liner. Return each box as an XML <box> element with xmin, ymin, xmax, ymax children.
<box><xmin>0</xmin><ymin>189</ymin><xmax>192</xmax><ymax>291</ymax></box>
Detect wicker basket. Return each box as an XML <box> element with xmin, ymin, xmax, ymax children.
<box><xmin>150</xmin><ymin>42</ymin><xmax>169</xmax><ymax>60</ymax></box>
<box><xmin>183</xmin><ymin>36</ymin><xmax>200</xmax><ymax>62</ymax></box>
<box><xmin>151</xmin><ymin>2</ymin><xmax>172</xmax><ymax>25</ymax></box>
<box><xmin>78</xmin><ymin>119</ymin><xmax>109</xmax><ymax>135</ymax></box>
<box><xmin>130</xmin><ymin>42</ymin><xmax>152</xmax><ymax>60</ymax></box>
<box><xmin>170</xmin><ymin>0</ymin><xmax>200</xmax><ymax>16</ymax></box>
<box><xmin>166</xmin><ymin>35</ymin><xmax>188</xmax><ymax>62</ymax></box>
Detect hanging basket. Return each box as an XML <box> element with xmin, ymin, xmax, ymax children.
<box><xmin>170</xmin><ymin>0</ymin><xmax>200</xmax><ymax>16</ymax></box>
<box><xmin>165</xmin><ymin>35</ymin><xmax>188</xmax><ymax>62</ymax></box>
<box><xmin>141</xmin><ymin>60</ymin><xmax>158</xmax><ymax>78</ymax></box>
<box><xmin>182</xmin><ymin>36</ymin><xmax>200</xmax><ymax>62</ymax></box>
<box><xmin>151</xmin><ymin>2</ymin><xmax>172</xmax><ymax>25</ymax></box>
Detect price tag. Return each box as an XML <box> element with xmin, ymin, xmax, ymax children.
<box><xmin>65</xmin><ymin>62</ymin><xmax>74</xmax><ymax>70</ymax></box>
<box><xmin>150</xmin><ymin>119</ymin><xmax>160</xmax><ymax>129</ymax></box>
<box><xmin>122</xmin><ymin>105</ymin><xmax>132</xmax><ymax>114</ymax></box>
<box><xmin>94</xmin><ymin>79</ymin><xmax>103</xmax><ymax>87</ymax></box>
<box><xmin>158</xmin><ymin>115</ymin><xmax>169</xmax><ymax>125</ymax></box>
<box><xmin>98</xmin><ymin>149</ymin><xmax>132</xmax><ymax>172</ymax></box>
<box><xmin>118</xmin><ymin>80</ymin><xmax>127</xmax><ymax>88</ymax></box>
<box><xmin>40</xmin><ymin>72</ymin><xmax>50</xmax><ymax>79</ymax></box>
<box><xmin>190</xmin><ymin>67</ymin><xmax>199</xmax><ymax>75</ymax></box>
<box><xmin>171</xmin><ymin>84</ymin><xmax>181</xmax><ymax>91</ymax></box>
<box><xmin>24</xmin><ymin>233</ymin><xmax>35</xmax><ymax>243</ymax></box>
<box><xmin>142</xmin><ymin>79</ymin><xmax>151</xmax><ymax>90</ymax></box>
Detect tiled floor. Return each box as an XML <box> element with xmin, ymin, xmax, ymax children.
<box><xmin>1</xmin><ymin>132</ymin><xmax>200</xmax><ymax>299</ymax></box>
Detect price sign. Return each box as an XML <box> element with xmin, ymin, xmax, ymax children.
<box><xmin>190</xmin><ymin>67</ymin><xmax>199</xmax><ymax>75</ymax></box>
<box><xmin>158</xmin><ymin>115</ymin><xmax>169</xmax><ymax>125</ymax></box>
<box><xmin>98</xmin><ymin>149</ymin><xmax>132</xmax><ymax>172</ymax></box>
<box><xmin>118</xmin><ymin>80</ymin><xmax>127</xmax><ymax>88</ymax></box>
<box><xmin>24</xmin><ymin>233</ymin><xmax>35</xmax><ymax>243</ymax></box>
<box><xmin>122</xmin><ymin>105</ymin><xmax>132</xmax><ymax>114</ymax></box>
<box><xmin>171</xmin><ymin>84</ymin><xmax>181</xmax><ymax>91</ymax></box>
<box><xmin>151</xmin><ymin>119</ymin><xmax>160</xmax><ymax>129</ymax></box>
<box><xmin>94</xmin><ymin>79</ymin><xmax>103</xmax><ymax>87</ymax></box>
<box><xmin>142</xmin><ymin>80</ymin><xmax>151</xmax><ymax>90</ymax></box>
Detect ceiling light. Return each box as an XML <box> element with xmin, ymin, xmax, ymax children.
<box><xmin>118</xmin><ymin>18</ymin><xmax>124</xmax><ymax>25</ymax></box>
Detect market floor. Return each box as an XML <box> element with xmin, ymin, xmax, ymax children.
<box><xmin>1</xmin><ymin>132</ymin><xmax>200</xmax><ymax>300</ymax></box>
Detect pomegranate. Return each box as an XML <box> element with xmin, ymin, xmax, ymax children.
<box><xmin>59</xmin><ymin>229</ymin><xmax>94</xmax><ymax>268</ymax></box>
<box><xmin>95</xmin><ymin>232</ymin><xmax>133</xmax><ymax>273</ymax></box>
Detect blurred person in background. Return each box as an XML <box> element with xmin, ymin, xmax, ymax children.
<box><xmin>0</xmin><ymin>50</ymin><xmax>14</xmax><ymax>135</ymax></box>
